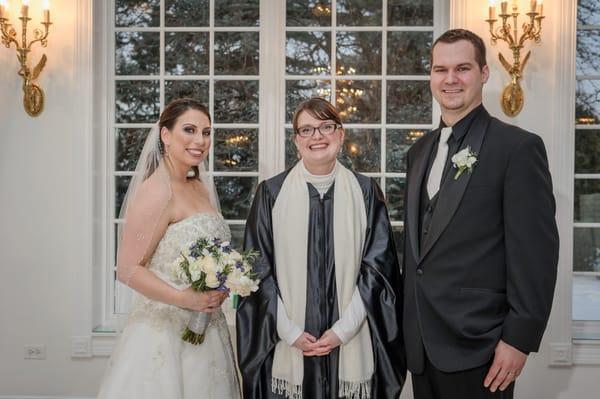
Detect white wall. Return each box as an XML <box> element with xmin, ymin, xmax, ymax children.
<box><xmin>0</xmin><ymin>0</ymin><xmax>106</xmax><ymax>396</ymax></box>
<box><xmin>0</xmin><ymin>0</ymin><xmax>597</xmax><ymax>398</ymax></box>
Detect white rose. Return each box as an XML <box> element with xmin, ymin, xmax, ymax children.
<box><xmin>171</xmin><ymin>255</ymin><xmax>189</xmax><ymax>282</ymax></box>
<box><xmin>452</xmin><ymin>149</ymin><xmax>468</xmax><ymax>166</ymax></box>
<box><xmin>205</xmin><ymin>271</ymin><xmax>221</xmax><ymax>289</ymax></box>
<box><xmin>188</xmin><ymin>258</ymin><xmax>203</xmax><ymax>282</ymax></box>
<box><xmin>199</xmin><ymin>256</ymin><xmax>219</xmax><ymax>274</ymax></box>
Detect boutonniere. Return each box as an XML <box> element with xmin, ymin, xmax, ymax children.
<box><xmin>451</xmin><ymin>146</ymin><xmax>477</xmax><ymax>180</ymax></box>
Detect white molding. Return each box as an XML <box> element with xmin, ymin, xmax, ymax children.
<box><xmin>573</xmin><ymin>340</ymin><xmax>600</xmax><ymax>365</ymax></box>
<box><xmin>0</xmin><ymin>397</ymin><xmax>92</xmax><ymax>399</ymax></box>
<box><xmin>449</xmin><ymin>0</ymin><xmax>468</xmax><ymax>29</ymax></box>
<box><xmin>73</xmin><ymin>0</ymin><xmax>94</xmax><ymax>335</ymax></box>
<box><xmin>91</xmin><ymin>333</ymin><xmax>118</xmax><ymax>357</ymax></box>
<box><xmin>551</xmin><ymin>0</ymin><xmax>577</xmax><ymax>346</ymax></box>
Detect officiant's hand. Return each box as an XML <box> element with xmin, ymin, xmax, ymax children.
<box><xmin>178</xmin><ymin>288</ymin><xmax>227</xmax><ymax>313</ymax></box>
<box><xmin>303</xmin><ymin>329</ymin><xmax>342</xmax><ymax>357</ymax></box>
<box><xmin>293</xmin><ymin>332</ymin><xmax>317</xmax><ymax>353</ymax></box>
<box><xmin>484</xmin><ymin>339</ymin><xmax>527</xmax><ymax>392</ymax></box>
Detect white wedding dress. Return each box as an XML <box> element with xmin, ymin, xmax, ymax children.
<box><xmin>97</xmin><ymin>213</ymin><xmax>241</xmax><ymax>399</ymax></box>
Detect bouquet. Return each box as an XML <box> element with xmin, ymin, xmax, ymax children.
<box><xmin>172</xmin><ymin>237</ymin><xmax>259</xmax><ymax>344</ymax></box>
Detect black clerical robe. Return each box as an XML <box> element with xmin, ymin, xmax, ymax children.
<box><xmin>236</xmin><ymin>168</ymin><xmax>406</xmax><ymax>399</ymax></box>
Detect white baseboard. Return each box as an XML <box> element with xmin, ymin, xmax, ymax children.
<box><xmin>0</xmin><ymin>396</ymin><xmax>93</xmax><ymax>399</ymax></box>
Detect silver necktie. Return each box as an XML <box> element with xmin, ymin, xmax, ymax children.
<box><xmin>426</xmin><ymin>127</ymin><xmax>453</xmax><ymax>199</ymax></box>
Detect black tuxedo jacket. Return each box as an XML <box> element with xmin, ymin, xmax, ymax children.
<box><xmin>402</xmin><ymin>107</ymin><xmax>559</xmax><ymax>374</ymax></box>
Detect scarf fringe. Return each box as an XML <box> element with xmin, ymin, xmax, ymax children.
<box><xmin>271</xmin><ymin>377</ymin><xmax>371</xmax><ymax>399</ymax></box>
<box><xmin>338</xmin><ymin>379</ymin><xmax>372</xmax><ymax>399</ymax></box>
<box><xmin>271</xmin><ymin>377</ymin><xmax>303</xmax><ymax>399</ymax></box>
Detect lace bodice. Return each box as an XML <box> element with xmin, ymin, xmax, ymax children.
<box><xmin>127</xmin><ymin>213</ymin><xmax>231</xmax><ymax>330</ymax></box>
<box><xmin>149</xmin><ymin>212</ymin><xmax>231</xmax><ymax>279</ymax></box>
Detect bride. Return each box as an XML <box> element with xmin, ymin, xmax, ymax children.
<box><xmin>97</xmin><ymin>99</ymin><xmax>241</xmax><ymax>398</ymax></box>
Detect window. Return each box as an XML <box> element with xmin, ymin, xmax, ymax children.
<box><xmin>104</xmin><ymin>0</ymin><xmax>261</xmax><ymax>329</ymax></box>
<box><xmin>96</xmin><ymin>0</ymin><xmax>442</xmax><ymax>332</ymax></box>
<box><xmin>573</xmin><ymin>0</ymin><xmax>600</xmax><ymax>338</ymax></box>
<box><xmin>283</xmin><ymin>0</ymin><xmax>437</xmax><ymax>265</ymax></box>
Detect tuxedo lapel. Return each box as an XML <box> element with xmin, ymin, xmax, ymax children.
<box><xmin>419</xmin><ymin>109</ymin><xmax>492</xmax><ymax>263</ymax></box>
<box><xmin>406</xmin><ymin>131</ymin><xmax>437</xmax><ymax>262</ymax></box>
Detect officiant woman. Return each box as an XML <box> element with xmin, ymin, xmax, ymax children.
<box><xmin>236</xmin><ymin>97</ymin><xmax>406</xmax><ymax>399</ymax></box>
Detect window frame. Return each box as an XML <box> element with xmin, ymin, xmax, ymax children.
<box><xmin>90</xmin><ymin>0</ymin><xmax>450</xmax><ymax>354</ymax></box>
<box><xmin>572</xmin><ymin>9</ymin><xmax>600</xmax><ymax>344</ymax></box>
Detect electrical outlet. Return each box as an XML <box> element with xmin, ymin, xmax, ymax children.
<box><xmin>24</xmin><ymin>345</ymin><xmax>46</xmax><ymax>360</ymax></box>
<box><xmin>549</xmin><ymin>343</ymin><xmax>572</xmax><ymax>366</ymax></box>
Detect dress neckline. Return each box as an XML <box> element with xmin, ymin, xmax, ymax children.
<box><xmin>167</xmin><ymin>212</ymin><xmax>222</xmax><ymax>231</ymax></box>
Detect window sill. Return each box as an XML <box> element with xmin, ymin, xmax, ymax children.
<box><xmin>573</xmin><ymin>339</ymin><xmax>600</xmax><ymax>365</ymax></box>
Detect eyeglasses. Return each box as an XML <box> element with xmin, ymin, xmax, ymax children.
<box><xmin>295</xmin><ymin>123</ymin><xmax>341</xmax><ymax>138</ymax></box>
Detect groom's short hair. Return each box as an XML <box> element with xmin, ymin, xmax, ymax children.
<box><xmin>431</xmin><ymin>29</ymin><xmax>487</xmax><ymax>69</ymax></box>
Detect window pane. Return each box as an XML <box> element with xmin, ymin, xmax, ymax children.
<box><xmin>576</xmin><ymin>80</ymin><xmax>600</xmax><ymax>125</ymax></box>
<box><xmin>336</xmin><ymin>80</ymin><xmax>381</xmax><ymax>123</ymax></box>
<box><xmin>287</xmin><ymin>0</ymin><xmax>332</xmax><ymax>27</ymax></box>
<box><xmin>336</xmin><ymin>31</ymin><xmax>382</xmax><ymax>75</ymax></box>
<box><xmin>165</xmin><ymin>0</ymin><xmax>209</xmax><ymax>27</ymax></box>
<box><xmin>215</xmin><ymin>32</ymin><xmax>260</xmax><ymax>75</ymax></box>
<box><xmin>115</xmin><ymin>176</ymin><xmax>132</xmax><ymax>217</ymax></box>
<box><xmin>214</xmin><ymin>80</ymin><xmax>259</xmax><ymax>123</ymax></box>
<box><xmin>392</xmin><ymin>225</ymin><xmax>404</xmax><ymax>267</ymax></box>
<box><xmin>286</xmin><ymin>80</ymin><xmax>332</xmax><ymax>123</ymax></box>
<box><xmin>214</xmin><ymin>129</ymin><xmax>259</xmax><ymax>172</ymax></box>
<box><xmin>285</xmin><ymin>128</ymin><xmax>298</xmax><ymax>169</ymax></box>
<box><xmin>286</xmin><ymin>32</ymin><xmax>332</xmax><ymax>75</ymax></box>
<box><xmin>387</xmin><ymin>80</ymin><xmax>432</xmax><ymax>124</ymax></box>
<box><xmin>215</xmin><ymin>0</ymin><xmax>260</xmax><ymax>27</ymax></box>
<box><xmin>115</xmin><ymin>0</ymin><xmax>160</xmax><ymax>27</ymax></box>
<box><xmin>574</xmin><ymin>228</ymin><xmax>600</xmax><ymax>272</ymax></box>
<box><xmin>115</xmin><ymin>32</ymin><xmax>160</xmax><ymax>76</ymax></box>
<box><xmin>575</xmin><ymin>179</ymin><xmax>600</xmax><ymax>223</ymax></box>
<box><xmin>386</xmin><ymin>177</ymin><xmax>406</xmax><ymax>221</ymax></box>
<box><xmin>388</xmin><ymin>0</ymin><xmax>433</xmax><ymax>26</ymax></box>
<box><xmin>339</xmin><ymin>129</ymin><xmax>381</xmax><ymax>173</ymax></box>
<box><xmin>215</xmin><ymin>176</ymin><xmax>257</xmax><ymax>219</ymax></box>
<box><xmin>115</xmin><ymin>80</ymin><xmax>160</xmax><ymax>123</ymax></box>
<box><xmin>336</xmin><ymin>0</ymin><xmax>382</xmax><ymax>26</ymax></box>
<box><xmin>164</xmin><ymin>80</ymin><xmax>209</xmax><ymax>105</ymax></box>
<box><xmin>165</xmin><ymin>32</ymin><xmax>209</xmax><ymax>76</ymax></box>
<box><xmin>115</xmin><ymin>128</ymin><xmax>149</xmax><ymax>171</ymax></box>
<box><xmin>576</xmin><ymin>129</ymin><xmax>600</xmax><ymax>173</ymax></box>
<box><xmin>387</xmin><ymin>31</ymin><xmax>432</xmax><ymax>75</ymax></box>
<box><xmin>387</xmin><ymin>129</ymin><xmax>425</xmax><ymax>172</ymax></box>
<box><xmin>573</xmin><ymin>275</ymin><xmax>600</xmax><ymax>321</ymax></box>
<box><xmin>228</xmin><ymin>224</ymin><xmax>246</xmax><ymax>251</ymax></box>
<box><xmin>577</xmin><ymin>30</ymin><xmax>600</xmax><ymax>76</ymax></box>
<box><xmin>578</xmin><ymin>0</ymin><xmax>600</xmax><ymax>26</ymax></box>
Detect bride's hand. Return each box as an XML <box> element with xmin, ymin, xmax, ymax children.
<box><xmin>177</xmin><ymin>288</ymin><xmax>226</xmax><ymax>312</ymax></box>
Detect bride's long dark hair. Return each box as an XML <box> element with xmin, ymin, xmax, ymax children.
<box><xmin>157</xmin><ymin>98</ymin><xmax>211</xmax><ymax>180</ymax></box>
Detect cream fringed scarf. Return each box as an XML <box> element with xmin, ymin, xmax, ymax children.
<box><xmin>271</xmin><ymin>160</ymin><xmax>374</xmax><ymax>399</ymax></box>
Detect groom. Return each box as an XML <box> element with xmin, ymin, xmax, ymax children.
<box><xmin>402</xmin><ymin>29</ymin><xmax>559</xmax><ymax>398</ymax></box>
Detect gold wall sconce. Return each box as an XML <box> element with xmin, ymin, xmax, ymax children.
<box><xmin>486</xmin><ymin>0</ymin><xmax>544</xmax><ymax>117</ymax></box>
<box><xmin>0</xmin><ymin>0</ymin><xmax>52</xmax><ymax>117</ymax></box>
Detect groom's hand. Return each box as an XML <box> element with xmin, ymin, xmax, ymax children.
<box><xmin>303</xmin><ymin>329</ymin><xmax>342</xmax><ymax>357</ymax></box>
<box><xmin>484</xmin><ymin>339</ymin><xmax>527</xmax><ymax>392</ymax></box>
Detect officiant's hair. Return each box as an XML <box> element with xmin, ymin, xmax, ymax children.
<box><xmin>158</xmin><ymin>98</ymin><xmax>211</xmax><ymax>179</ymax></box>
<box><xmin>292</xmin><ymin>97</ymin><xmax>343</xmax><ymax>133</ymax></box>
<box><xmin>431</xmin><ymin>29</ymin><xmax>487</xmax><ymax>69</ymax></box>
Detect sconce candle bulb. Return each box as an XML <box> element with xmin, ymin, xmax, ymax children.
<box><xmin>529</xmin><ymin>0</ymin><xmax>537</xmax><ymax>13</ymax></box>
<box><xmin>488</xmin><ymin>0</ymin><xmax>496</xmax><ymax>20</ymax></box>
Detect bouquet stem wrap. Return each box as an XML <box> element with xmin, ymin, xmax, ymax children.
<box><xmin>182</xmin><ymin>312</ymin><xmax>211</xmax><ymax>345</ymax></box>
